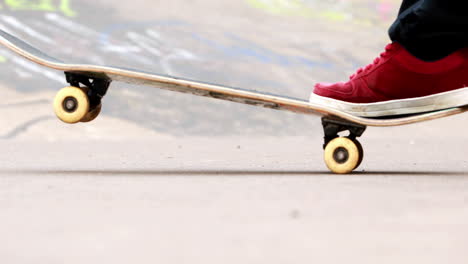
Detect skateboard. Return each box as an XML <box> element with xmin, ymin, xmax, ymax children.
<box><xmin>1</xmin><ymin>29</ymin><xmax>467</xmax><ymax>174</ymax></box>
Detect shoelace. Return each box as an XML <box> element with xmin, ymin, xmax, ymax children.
<box><xmin>349</xmin><ymin>43</ymin><xmax>395</xmax><ymax>80</ymax></box>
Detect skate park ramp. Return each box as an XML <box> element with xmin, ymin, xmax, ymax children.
<box><xmin>0</xmin><ymin>0</ymin><xmax>400</xmax><ymax>139</ymax></box>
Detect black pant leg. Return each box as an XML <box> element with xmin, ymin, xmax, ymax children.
<box><xmin>397</xmin><ymin>0</ymin><xmax>420</xmax><ymax>15</ymax></box>
<box><xmin>389</xmin><ymin>0</ymin><xmax>468</xmax><ymax>61</ymax></box>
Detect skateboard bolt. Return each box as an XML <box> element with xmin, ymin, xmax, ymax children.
<box><xmin>333</xmin><ymin>147</ymin><xmax>349</xmax><ymax>164</ymax></box>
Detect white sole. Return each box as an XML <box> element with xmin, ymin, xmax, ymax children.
<box><xmin>309</xmin><ymin>87</ymin><xmax>468</xmax><ymax>117</ymax></box>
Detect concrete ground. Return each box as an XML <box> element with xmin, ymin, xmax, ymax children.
<box><xmin>1</xmin><ymin>113</ymin><xmax>468</xmax><ymax>263</ymax></box>
<box><xmin>1</xmin><ymin>0</ymin><xmax>468</xmax><ymax>263</ymax></box>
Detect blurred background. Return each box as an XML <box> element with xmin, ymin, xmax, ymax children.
<box><xmin>4</xmin><ymin>2</ymin><xmax>468</xmax><ymax>263</ymax></box>
<box><xmin>0</xmin><ymin>0</ymin><xmax>400</xmax><ymax>139</ymax></box>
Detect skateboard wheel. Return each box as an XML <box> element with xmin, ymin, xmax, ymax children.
<box><xmin>324</xmin><ymin>137</ymin><xmax>361</xmax><ymax>174</ymax></box>
<box><xmin>53</xmin><ymin>86</ymin><xmax>90</xmax><ymax>124</ymax></box>
<box><xmin>81</xmin><ymin>103</ymin><xmax>102</xmax><ymax>123</ymax></box>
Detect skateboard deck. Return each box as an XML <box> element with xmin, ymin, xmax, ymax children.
<box><xmin>1</xmin><ymin>29</ymin><xmax>467</xmax><ymax>174</ymax></box>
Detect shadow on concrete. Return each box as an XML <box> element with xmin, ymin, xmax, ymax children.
<box><xmin>355</xmin><ymin>171</ymin><xmax>468</xmax><ymax>176</ymax></box>
<box><xmin>0</xmin><ymin>169</ymin><xmax>467</xmax><ymax>176</ymax></box>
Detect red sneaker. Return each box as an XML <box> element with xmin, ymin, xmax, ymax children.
<box><xmin>310</xmin><ymin>42</ymin><xmax>468</xmax><ymax>117</ymax></box>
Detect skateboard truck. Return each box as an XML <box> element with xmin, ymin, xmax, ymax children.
<box><xmin>321</xmin><ymin>117</ymin><xmax>367</xmax><ymax>174</ymax></box>
<box><xmin>322</xmin><ymin>117</ymin><xmax>366</xmax><ymax>148</ymax></box>
<box><xmin>65</xmin><ymin>72</ymin><xmax>111</xmax><ymax>108</ymax></box>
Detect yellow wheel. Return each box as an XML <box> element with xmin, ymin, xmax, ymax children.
<box><xmin>53</xmin><ymin>86</ymin><xmax>90</xmax><ymax>124</ymax></box>
<box><xmin>324</xmin><ymin>137</ymin><xmax>361</xmax><ymax>174</ymax></box>
<box><xmin>81</xmin><ymin>103</ymin><xmax>102</xmax><ymax>123</ymax></box>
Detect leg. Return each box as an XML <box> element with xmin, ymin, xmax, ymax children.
<box><xmin>396</xmin><ymin>0</ymin><xmax>420</xmax><ymax>15</ymax></box>
<box><xmin>390</xmin><ymin>0</ymin><xmax>468</xmax><ymax>61</ymax></box>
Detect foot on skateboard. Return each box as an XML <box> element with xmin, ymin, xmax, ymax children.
<box><xmin>310</xmin><ymin>42</ymin><xmax>468</xmax><ymax>117</ymax></box>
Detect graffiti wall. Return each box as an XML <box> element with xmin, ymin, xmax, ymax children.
<box><xmin>246</xmin><ymin>0</ymin><xmax>400</xmax><ymax>25</ymax></box>
<box><xmin>0</xmin><ymin>0</ymin><xmax>75</xmax><ymax>16</ymax></box>
<box><xmin>0</xmin><ymin>0</ymin><xmax>337</xmax><ymax>90</ymax></box>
